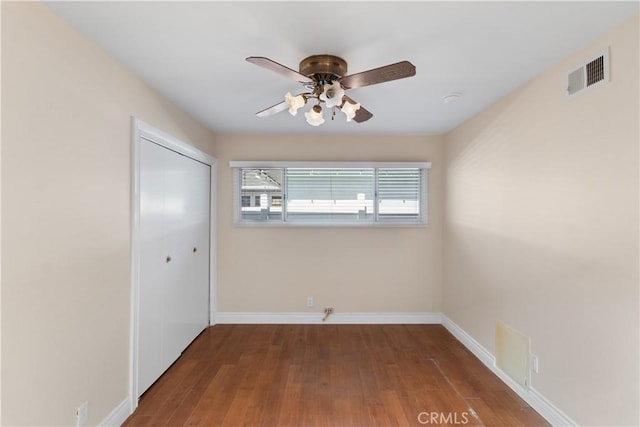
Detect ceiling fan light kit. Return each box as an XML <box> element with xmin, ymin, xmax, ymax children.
<box><xmin>304</xmin><ymin>104</ymin><xmax>325</xmax><ymax>127</ymax></box>
<box><xmin>246</xmin><ymin>54</ymin><xmax>416</xmax><ymax>127</ymax></box>
<box><xmin>285</xmin><ymin>92</ymin><xmax>306</xmax><ymax>116</ymax></box>
<box><xmin>341</xmin><ymin>100</ymin><xmax>361</xmax><ymax>122</ymax></box>
<box><xmin>319</xmin><ymin>80</ymin><xmax>345</xmax><ymax>108</ymax></box>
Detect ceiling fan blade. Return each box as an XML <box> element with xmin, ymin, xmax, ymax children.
<box><xmin>343</xmin><ymin>96</ymin><xmax>373</xmax><ymax>123</ymax></box>
<box><xmin>353</xmin><ymin>106</ymin><xmax>373</xmax><ymax>123</ymax></box>
<box><xmin>339</xmin><ymin>61</ymin><xmax>416</xmax><ymax>90</ymax></box>
<box><xmin>246</xmin><ymin>56</ymin><xmax>314</xmax><ymax>84</ymax></box>
<box><xmin>256</xmin><ymin>100</ymin><xmax>289</xmax><ymax>117</ymax></box>
<box><xmin>256</xmin><ymin>92</ymin><xmax>312</xmax><ymax>117</ymax></box>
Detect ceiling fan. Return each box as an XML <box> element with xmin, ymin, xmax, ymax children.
<box><xmin>246</xmin><ymin>54</ymin><xmax>416</xmax><ymax>126</ymax></box>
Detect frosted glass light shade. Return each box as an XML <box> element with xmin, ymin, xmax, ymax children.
<box><xmin>319</xmin><ymin>81</ymin><xmax>345</xmax><ymax>108</ymax></box>
<box><xmin>305</xmin><ymin>105</ymin><xmax>325</xmax><ymax>126</ymax></box>
<box><xmin>285</xmin><ymin>92</ymin><xmax>306</xmax><ymax>116</ymax></box>
<box><xmin>341</xmin><ymin>100</ymin><xmax>361</xmax><ymax>121</ymax></box>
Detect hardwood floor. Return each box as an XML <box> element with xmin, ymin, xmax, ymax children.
<box><xmin>123</xmin><ymin>324</ymin><xmax>549</xmax><ymax>426</ymax></box>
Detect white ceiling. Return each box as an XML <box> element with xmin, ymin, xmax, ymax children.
<box><xmin>45</xmin><ymin>1</ymin><xmax>638</xmax><ymax>136</ymax></box>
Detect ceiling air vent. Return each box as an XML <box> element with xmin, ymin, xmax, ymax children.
<box><xmin>567</xmin><ymin>47</ymin><xmax>610</xmax><ymax>96</ymax></box>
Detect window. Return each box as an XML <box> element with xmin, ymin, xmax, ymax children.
<box><xmin>231</xmin><ymin>161</ymin><xmax>430</xmax><ymax>226</ymax></box>
<box><xmin>237</xmin><ymin>168</ymin><xmax>283</xmax><ymax>221</ymax></box>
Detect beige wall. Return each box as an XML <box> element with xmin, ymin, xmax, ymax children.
<box><xmin>1</xmin><ymin>3</ymin><xmax>216</xmax><ymax>426</ymax></box>
<box><xmin>215</xmin><ymin>134</ymin><xmax>443</xmax><ymax>314</ymax></box>
<box><xmin>443</xmin><ymin>14</ymin><xmax>639</xmax><ymax>426</ymax></box>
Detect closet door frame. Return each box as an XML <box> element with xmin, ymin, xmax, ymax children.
<box><xmin>129</xmin><ymin>117</ymin><xmax>217</xmax><ymax>410</ymax></box>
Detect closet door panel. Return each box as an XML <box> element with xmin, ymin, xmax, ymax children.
<box><xmin>162</xmin><ymin>151</ymin><xmax>210</xmax><ymax>366</ymax></box>
<box><xmin>181</xmin><ymin>157</ymin><xmax>210</xmax><ymax>344</ymax></box>
<box><xmin>161</xmin><ymin>149</ymin><xmax>193</xmax><ymax>366</ymax></box>
<box><xmin>138</xmin><ymin>139</ymin><xmax>169</xmax><ymax>394</ymax></box>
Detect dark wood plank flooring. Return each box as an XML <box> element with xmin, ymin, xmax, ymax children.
<box><xmin>123</xmin><ymin>324</ymin><xmax>549</xmax><ymax>426</ymax></box>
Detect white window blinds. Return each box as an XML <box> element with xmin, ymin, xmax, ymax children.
<box><xmin>231</xmin><ymin>162</ymin><xmax>430</xmax><ymax>226</ymax></box>
<box><xmin>287</xmin><ymin>168</ymin><xmax>375</xmax><ymax>223</ymax></box>
<box><xmin>377</xmin><ymin>168</ymin><xmax>423</xmax><ymax>222</ymax></box>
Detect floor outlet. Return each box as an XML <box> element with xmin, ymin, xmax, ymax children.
<box><xmin>306</xmin><ymin>297</ymin><xmax>314</xmax><ymax>308</ymax></box>
<box><xmin>76</xmin><ymin>401</ymin><xmax>89</xmax><ymax>427</ymax></box>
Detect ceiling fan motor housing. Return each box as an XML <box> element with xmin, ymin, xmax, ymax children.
<box><xmin>299</xmin><ymin>55</ymin><xmax>348</xmax><ymax>82</ymax></box>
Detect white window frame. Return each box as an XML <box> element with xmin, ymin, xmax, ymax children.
<box><xmin>230</xmin><ymin>161</ymin><xmax>431</xmax><ymax>227</ymax></box>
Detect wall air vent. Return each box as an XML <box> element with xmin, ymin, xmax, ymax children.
<box><xmin>495</xmin><ymin>322</ymin><xmax>531</xmax><ymax>389</ymax></box>
<box><xmin>567</xmin><ymin>47</ymin><xmax>610</xmax><ymax>96</ymax></box>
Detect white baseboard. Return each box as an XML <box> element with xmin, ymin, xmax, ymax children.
<box><xmin>98</xmin><ymin>397</ymin><xmax>131</xmax><ymax>427</ymax></box>
<box><xmin>441</xmin><ymin>315</ymin><xmax>496</xmax><ymax>367</ymax></box>
<box><xmin>441</xmin><ymin>315</ymin><xmax>576</xmax><ymax>427</ymax></box>
<box><xmin>215</xmin><ymin>312</ymin><xmax>442</xmax><ymax>324</ymax></box>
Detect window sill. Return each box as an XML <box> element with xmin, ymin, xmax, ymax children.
<box><xmin>232</xmin><ymin>221</ymin><xmax>429</xmax><ymax>228</ymax></box>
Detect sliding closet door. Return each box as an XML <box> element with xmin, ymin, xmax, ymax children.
<box><xmin>161</xmin><ymin>149</ymin><xmax>210</xmax><ymax>366</ymax></box>
<box><xmin>138</xmin><ymin>138</ymin><xmax>210</xmax><ymax>396</ymax></box>
<box><xmin>138</xmin><ymin>139</ymin><xmax>169</xmax><ymax>394</ymax></box>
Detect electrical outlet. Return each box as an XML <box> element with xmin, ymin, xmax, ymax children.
<box><xmin>76</xmin><ymin>401</ymin><xmax>89</xmax><ymax>427</ymax></box>
<box><xmin>306</xmin><ymin>296</ymin><xmax>314</xmax><ymax>308</ymax></box>
<box><xmin>531</xmin><ymin>354</ymin><xmax>539</xmax><ymax>374</ymax></box>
